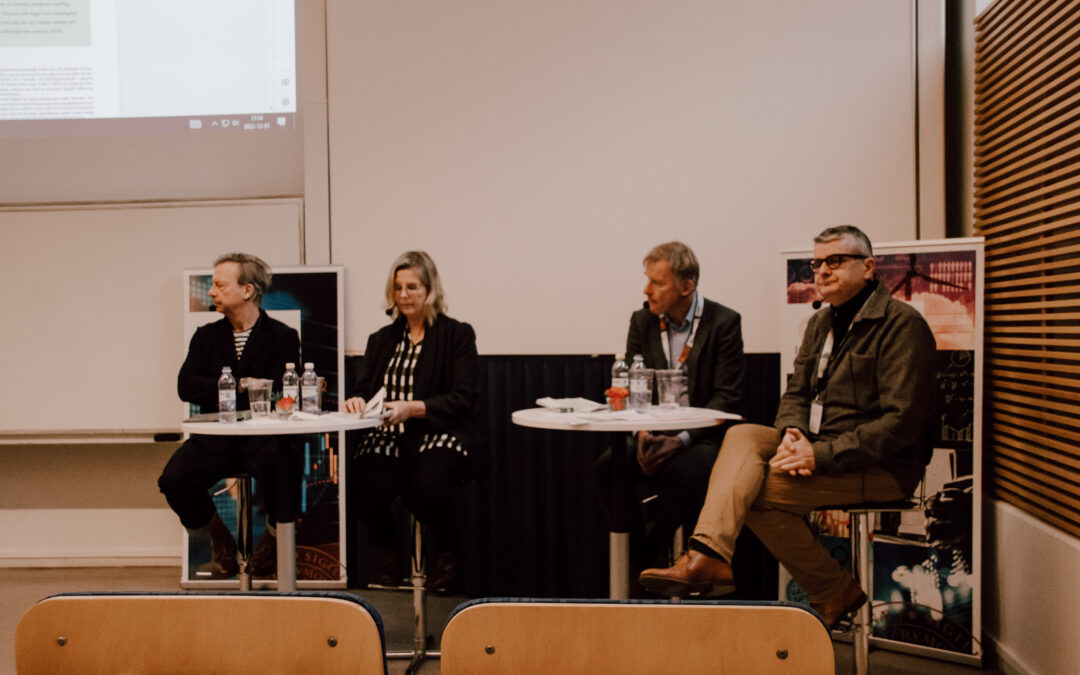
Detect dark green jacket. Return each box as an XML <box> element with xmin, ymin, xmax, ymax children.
<box><xmin>775</xmin><ymin>282</ymin><xmax>937</xmax><ymax>494</ymax></box>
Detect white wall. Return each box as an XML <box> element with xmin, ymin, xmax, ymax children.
<box><xmin>327</xmin><ymin>0</ymin><xmax>929</xmax><ymax>355</ymax></box>
<box><xmin>985</xmin><ymin>500</ymin><xmax>1080</xmax><ymax>675</ymax></box>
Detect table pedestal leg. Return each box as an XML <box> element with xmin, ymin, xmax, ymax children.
<box><xmin>609</xmin><ymin>431</ymin><xmax>630</xmax><ymax>599</ymax></box>
<box><xmin>609</xmin><ymin>532</ymin><xmax>630</xmax><ymax>599</ymax></box>
<box><xmin>276</xmin><ymin>521</ymin><xmax>296</xmax><ymax>591</ymax></box>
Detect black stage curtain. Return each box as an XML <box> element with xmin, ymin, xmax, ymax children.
<box><xmin>344</xmin><ymin>353</ymin><xmax>780</xmax><ymax>599</ymax></box>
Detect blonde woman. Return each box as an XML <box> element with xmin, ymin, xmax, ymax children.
<box><xmin>344</xmin><ymin>251</ymin><xmax>485</xmax><ymax>593</ymax></box>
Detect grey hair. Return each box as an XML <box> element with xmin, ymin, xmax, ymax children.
<box><xmin>643</xmin><ymin>241</ymin><xmax>700</xmax><ymax>287</ymax></box>
<box><xmin>384</xmin><ymin>250</ymin><xmax>446</xmax><ymax>325</ymax></box>
<box><xmin>214</xmin><ymin>252</ymin><xmax>272</xmax><ymax>305</ymax></box>
<box><xmin>814</xmin><ymin>225</ymin><xmax>873</xmax><ymax>257</ymax></box>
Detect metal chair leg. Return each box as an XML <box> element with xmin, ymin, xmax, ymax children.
<box><xmin>850</xmin><ymin>511</ymin><xmax>870</xmax><ymax>675</ymax></box>
<box><xmin>235</xmin><ymin>476</ymin><xmax>253</xmax><ymax>591</ymax></box>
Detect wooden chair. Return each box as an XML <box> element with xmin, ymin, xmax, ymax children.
<box><xmin>441</xmin><ymin>598</ymin><xmax>833</xmax><ymax>674</ymax></box>
<box><xmin>15</xmin><ymin>591</ymin><xmax>387</xmax><ymax>675</ymax></box>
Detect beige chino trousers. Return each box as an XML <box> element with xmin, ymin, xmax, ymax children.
<box><xmin>690</xmin><ymin>423</ymin><xmax>906</xmax><ymax>603</ymax></box>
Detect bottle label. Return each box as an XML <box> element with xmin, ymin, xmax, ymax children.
<box><xmin>630</xmin><ymin>379</ymin><xmax>648</xmax><ymax>393</ymax></box>
<box><xmin>612</xmin><ymin>376</ymin><xmax>629</xmax><ymax>388</ymax></box>
<box><xmin>219</xmin><ymin>389</ymin><xmax>236</xmax><ymax>402</ymax></box>
<box><xmin>283</xmin><ymin>385</ymin><xmax>299</xmax><ymax>400</ymax></box>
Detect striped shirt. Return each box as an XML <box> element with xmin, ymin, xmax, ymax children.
<box><xmin>357</xmin><ymin>327</ymin><xmax>467</xmax><ymax>458</ymax></box>
<box><xmin>233</xmin><ymin>327</ymin><xmax>252</xmax><ymax>358</ymax></box>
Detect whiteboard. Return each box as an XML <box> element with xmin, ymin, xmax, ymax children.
<box><xmin>0</xmin><ymin>200</ymin><xmax>303</xmax><ymax>433</ymax></box>
<box><xmin>327</xmin><ymin>0</ymin><xmax>922</xmax><ymax>355</ymax></box>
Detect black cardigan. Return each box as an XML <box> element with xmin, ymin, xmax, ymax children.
<box><xmin>353</xmin><ymin>313</ymin><xmax>487</xmax><ymax>474</ymax></box>
<box><xmin>177</xmin><ymin>309</ymin><xmax>301</xmax><ymax>412</ymax></box>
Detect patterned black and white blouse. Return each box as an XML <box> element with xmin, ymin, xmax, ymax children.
<box><xmin>357</xmin><ymin>327</ymin><xmax>467</xmax><ymax>458</ymax></box>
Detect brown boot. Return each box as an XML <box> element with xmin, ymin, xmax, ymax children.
<box><xmin>811</xmin><ymin>578</ymin><xmax>867</xmax><ymax>629</ymax></box>
<box><xmin>639</xmin><ymin>550</ymin><xmax>735</xmax><ymax>597</ymax></box>
<box><xmin>371</xmin><ymin>544</ymin><xmax>401</xmax><ymax>587</ymax></box>
<box><xmin>205</xmin><ymin>512</ymin><xmax>239</xmax><ymax>579</ymax></box>
<box><xmin>249</xmin><ymin>528</ymin><xmax>277</xmax><ymax>578</ymax></box>
<box><xmin>425</xmin><ymin>552</ymin><xmax>459</xmax><ymax>593</ymax></box>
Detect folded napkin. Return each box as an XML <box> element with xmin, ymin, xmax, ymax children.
<box><xmin>535</xmin><ymin>397</ymin><xmax>607</xmax><ymax>412</ymax></box>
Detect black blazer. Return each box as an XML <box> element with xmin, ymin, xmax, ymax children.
<box><xmin>625</xmin><ymin>296</ymin><xmax>745</xmax><ymax>444</ymax></box>
<box><xmin>177</xmin><ymin>309</ymin><xmax>301</xmax><ymax>412</ymax></box>
<box><xmin>353</xmin><ymin>313</ymin><xmax>487</xmax><ymax>473</ymax></box>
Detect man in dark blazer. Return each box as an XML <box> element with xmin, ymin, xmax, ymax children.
<box><xmin>158</xmin><ymin>253</ymin><xmax>300</xmax><ymax>579</ymax></box>
<box><xmin>594</xmin><ymin>242</ymin><xmax>745</xmax><ymax>584</ymax></box>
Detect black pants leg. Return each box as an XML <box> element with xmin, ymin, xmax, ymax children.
<box><xmin>158</xmin><ymin>434</ymin><xmax>288</xmax><ymax>529</ymax></box>
<box><xmin>353</xmin><ymin>447</ymin><xmax>468</xmax><ymax>552</ymax></box>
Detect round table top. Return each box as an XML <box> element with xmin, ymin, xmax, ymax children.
<box><xmin>511</xmin><ymin>406</ymin><xmax>740</xmax><ymax>433</ymax></box>
<box><xmin>180</xmin><ymin>411</ymin><xmax>382</xmax><ymax>436</ymax></box>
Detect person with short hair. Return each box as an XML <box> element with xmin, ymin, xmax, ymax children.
<box><xmin>638</xmin><ymin>226</ymin><xmax>938</xmax><ymax>629</ymax></box>
<box><xmin>593</xmin><ymin>241</ymin><xmax>745</xmax><ymax>589</ymax></box>
<box><xmin>344</xmin><ymin>251</ymin><xmax>485</xmax><ymax>593</ymax></box>
<box><xmin>159</xmin><ymin>253</ymin><xmax>300</xmax><ymax>579</ymax></box>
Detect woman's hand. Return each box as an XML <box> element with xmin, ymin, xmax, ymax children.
<box><xmin>343</xmin><ymin>396</ymin><xmax>366</xmax><ymax>414</ymax></box>
<box><xmin>382</xmin><ymin>400</ymin><xmax>425</xmax><ymax>426</ymax></box>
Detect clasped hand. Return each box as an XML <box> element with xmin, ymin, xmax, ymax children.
<box><xmin>636</xmin><ymin>431</ymin><xmax>683</xmax><ymax>476</ymax></box>
<box><xmin>768</xmin><ymin>428</ymin><xmax>816</xmax><ymax>477</ymax></box>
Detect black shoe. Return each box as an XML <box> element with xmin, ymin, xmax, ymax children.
<box><xmin>207</xmin><ymin>513</ymin><xmax>239</xmax><ymax>579</ymax></box>
<box><xmin>426</xmin><ymin>552</ymin><xmax>459</xmax><ymax>593</ymax></box>
<box><xmin>249</xmin><ymin>530</ymin><xmax>277</xmax><ymax>578</ymax></box>
<box><xmin>372</xmin><ymin>544</ymin><xmax>401</xmax><ymax>587</ymax></box>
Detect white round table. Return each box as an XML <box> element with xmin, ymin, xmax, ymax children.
<box><xmin>512</xmin><ymin>405</ymin><xmax>740</xmax><ymax>599</ymax></box>
<box><xmin>181</xmin><ymin>412</ymin><xmax>381</xmax><ymax>591</ymax></box>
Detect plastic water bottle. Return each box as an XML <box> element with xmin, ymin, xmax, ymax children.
<box><xmin>282</xmin><ymin>362</ymin><xmax>299</xmax><ymax>408</ymax></box>
<box><xmin>629</xmin><ymin>354</ymin><xmax>651</xmax><ymax>411</ymax></box>
<box><xmin>611</xmin><ymin>353</ymin><xmax>629</xmax><ymax>389</ymax></box>
<box><xmin>218</xmin><ymin>366</ymin><xmax>237</xmax><ymax>423</ymax></box>
<box><xmin>301</xmin><ymin>362</ymin><xmax>319</xmax><ymax>413</ymax></box>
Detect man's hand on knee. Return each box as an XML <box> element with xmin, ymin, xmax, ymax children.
<box><xmin>637</xmin><ymin>432</ymin><xmax>683</xmax><ymax>476</ymax></box>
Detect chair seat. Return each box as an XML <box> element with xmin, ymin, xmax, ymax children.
<box><xmin>818</xmin><ymin>498</ymin><xmax>920</xmax><ymax>513</ymax></box>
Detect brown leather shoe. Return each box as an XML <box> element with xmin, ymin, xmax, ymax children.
<box><xmin>248</xmin><ymin>530</ymin><xmax>277</xmax><ymax>578</ymax></box>
<box><xmin>371</xmin><ymin>544</ymin><xmax>401</xmax><ymax>588</ymax></box>
<box><xmin>811</xmin><ymin>578</ymin><xmax>867</xmax><ymax>630</ymax></box>
<box><xmin>638</xmin><ymin>550</ymin><xmax>735</xmax><ymax>597</ymax></box>
<box><xmin>426</xmin><ymin>552</ymin><xmax>459</xmax><ymax>593</ymax></box>
<box><xmin>206</xmin><ymin>513</ymin><xmax>239</xmax><ymax>579</ymax></box>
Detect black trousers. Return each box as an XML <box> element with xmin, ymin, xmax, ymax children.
<box><xmin>352</xmin><ymin>446</ymin><xmax>470</xmax><ymax>553</ymax></box>
<box><xmin>158</xmin><ymin>434</ymin><xmax>299</xmax><ymax>530</ymax></box>
<box><xmin>591</xmin><ymin>435</ymin><xmax>721</xmax><ymax>568</ymax></box>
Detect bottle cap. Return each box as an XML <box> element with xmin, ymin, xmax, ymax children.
<box><xmin>222</xmin><ymin>366</ymin><xmax>232</xmax><ymax>373</ymax></box>
<box><xmin>286</xmin><ymin>362</ymin><xmax>295</xmax><ymax>369</ymax></box>
<box><xmin>304</xmin><ymin>362</ymin><xmax>314</xmax><ymax>369</ymax></box>
<box><xmin>615</xmin><ymin>353</ymin><xmax>625</xmax><ymax>360</ymax></box>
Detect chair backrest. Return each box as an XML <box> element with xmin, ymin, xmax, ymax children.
<box><xmin>441</xmin><ymin>598</ymin><xmax>833</xmax><ymax>674</ymax></box>
<box><xmin>15</xmin><ymin>591</ymin><xmax>387</xmax><ymax>675</ymax></box>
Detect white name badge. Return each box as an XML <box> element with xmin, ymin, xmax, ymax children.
<box><xmin>809</xmin><ymin>400</ymin><xmax>823</xmax><ymax>435</ymax></box>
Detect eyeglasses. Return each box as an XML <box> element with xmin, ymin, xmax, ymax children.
<box><xmin>807</xmin><ymin>254</ymin><xmax>868</xmax><ymax>271</ymax></box>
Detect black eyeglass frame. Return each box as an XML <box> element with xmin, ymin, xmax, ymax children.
<box><xmin>807</xmin><ymin>254</ymin><xmax>869</xmax><ymax>271</ymax></box>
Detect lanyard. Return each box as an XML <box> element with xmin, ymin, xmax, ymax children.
<box><xmin>812</xmin><ymin>329</ymin><xmax>835</xmax><ymax>399</ymax></box>
<box><xmin>659</xmin><ymin>297</ymin><xmax>703</xmax><ymax>369</ymax></box>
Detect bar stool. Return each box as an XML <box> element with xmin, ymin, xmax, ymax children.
<box><xmin>380</xmin><ymin>516</ymin><xmax>440</xmax><ymax>675</ymax></box>
<box><xmin>214</xmin><ymin>474</ymin><xmax>255</xmax><ymax>590</ymax></box>
<box><xmin>822</xmin><ymin>497</ymin><xmax>923</xmax><ymax>675</ymax></box>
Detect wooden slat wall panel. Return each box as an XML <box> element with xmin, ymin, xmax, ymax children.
<box><xmin>975</xmin><ymin>0</ymin><xmax>1080</xmax><ymax>539</ymax></box>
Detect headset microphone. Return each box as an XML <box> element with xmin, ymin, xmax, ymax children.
<box><xmin>385</xmin><ymin>307</ymin><xmax>394</xmax><ymax>316</ymax></box>
<box><xmin>812</xmin><ymin>300</ymin><xmax>823</xmax><ymax>310</ymax></box>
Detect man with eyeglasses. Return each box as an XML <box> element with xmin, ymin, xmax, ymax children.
<box><xmin>638</xmin><ymin>225</ymin><xmax>938</xmax><ymax>630</ymax></box>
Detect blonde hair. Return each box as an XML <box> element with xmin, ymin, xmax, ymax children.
<box><xmin>384</xmin><ymin>251</ymin><xmax>446</xmax><ymax>325</ymax></box>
